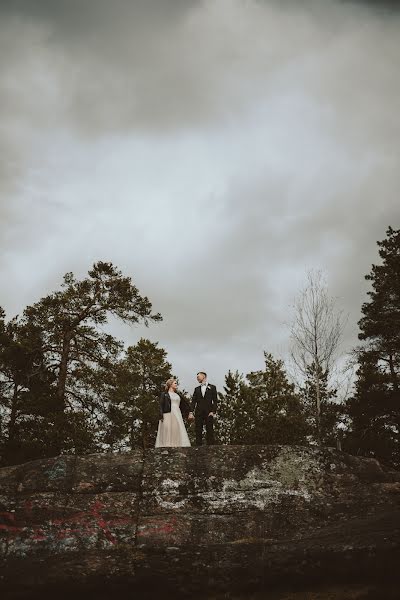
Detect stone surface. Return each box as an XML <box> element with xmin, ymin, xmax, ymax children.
<box><xmin>1</xmin><ymin>445</ymin><xmax>400</xmax><ymax>598</ymax></box>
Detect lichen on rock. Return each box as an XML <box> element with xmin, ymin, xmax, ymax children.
<box><xmin>1</xmin><ymin>444</ymin><xmax>400</xmax><ymax>598</ymax></box>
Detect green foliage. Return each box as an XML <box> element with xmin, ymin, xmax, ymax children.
<box><xmin>217</xmin><ymin>353</ymin><xmax>309</xmax><ymax>446</ymax></box>
<box><xmin>344</xmin><ymin>227</ymin><xmax>400</xmax><ymax>467</ymax></box>
<box><xmin>299</xmin><ymin>361</ymin><xmax>344</xmax><ymax>447</ymax></box>
<box><xmin>103</xmin><ymin>338</ymin><xmax>172</xmax><ymax>450</ymax></box>
<box><xmin>0</xmin><ymin>262</ymin><xmax>162</xmax><ymax>463</ymax></box>
<box><xmin>345</xmin><ymin>350</ymin><xmax>398</xmax><ymax>465</ymax></box>
<box><xmin>215</xmin><ymin>370</ymin><xmax>246</xmax><ymax>444</ymax></box>
<box><xmin>2</xmin><ymin>227</ymin><xmax>399</xmax><ymax>465</ymax></box>
<box><xmin>358</xmin><ymin>226</ymin><xmax>400</xmax><ymax>357</ymax></box>
<box><xmin>0</xmin><ymin>310</ymin><xmax>58</xmax><ymax>465</ymax></box>
<box><xmin>243</xmin><ymin>352</ymin><xmax>309</xmax><ymax>445</ymax></box>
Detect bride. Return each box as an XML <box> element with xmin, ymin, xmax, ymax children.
<box><xmin>155</xmin><ymin>378</ymin><xmax>193</xmax><ymax>447</ymax></box>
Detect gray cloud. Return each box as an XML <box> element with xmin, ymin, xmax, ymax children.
<box><xmin>2</xmin><ymin>0</ymin><xmax>397</xmax><ymax>137</ymax></box>
<box><xmin>0</xmin><ymin>0</ymin><xmax>399</xmax><ymax>391</ymax></box>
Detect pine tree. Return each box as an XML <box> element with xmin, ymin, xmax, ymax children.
<box><xmin>0</xmin><ymin>309</ymin><xmax>57</xmax><ymax>465</ymax></box>
<box><xmin>345</xmin><ymin>349</ymin><xmax>396</xmax><ymax>464</ymax></box>
<box><xmin>224</xmin><ymin>352</ymin><xmax>309</xmax><ymax>445</ymax></box>
<box><xmin>300</xmin><ymin>361</ymin><xmax>343</xmax><ymax>447</ymax></box>
<box><xmin>104</xmin><ymin>338</ymin><xmax>172</xmax><ymax>450</ymax></box>
<box><xmin>215</xmin><ymin>370</ymin><xmax>246</xmax><ymax>444</ymax></box>
<box><xmin>0</xmin><ymin>261</ymin><xmax>162</xmax><ymax>459</ymax></box>
<box><xmin>358</xmin><ymin>226</ymin><xmax>400</xmax><ymax>388</ymax></box>
<box><xmin>345</xmin><ymin>227</ymin><xmax>400</xmax><ymax>467</ymax></box>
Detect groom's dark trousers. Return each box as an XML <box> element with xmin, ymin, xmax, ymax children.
<box><xmin>195</xmin><ymin>411</ymin><xmax>215</xmax><ymax>446</ymax></box>
<box><xmin>191</xmin><ymin>384</ymin><xmax>218</xmax><ymax>446</ymax></box>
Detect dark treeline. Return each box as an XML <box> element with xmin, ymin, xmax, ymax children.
<box><xmin>0</xmin><ymin>227</ymin><xmax>399</xmax><ymax>468</ymax></box>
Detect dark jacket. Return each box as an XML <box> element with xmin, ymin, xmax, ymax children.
<box><xmin>159</xmin><ymin>391</ymin><xmax>191</xmax><ymax>420</ymax></box>
<box><xmin>190</xmin><ymin>383</ymin><xmax>218</xmax><ymax>414</ymax></box>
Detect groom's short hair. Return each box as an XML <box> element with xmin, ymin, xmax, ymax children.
<box><xmin>197</xmin><ymin>371</ymin><xmax>207</xmax><ymax>378</ymax></box>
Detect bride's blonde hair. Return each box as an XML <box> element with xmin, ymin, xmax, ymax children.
<box><xmin>164</xmin><ymin>377</ymin><xmax>176</xmax><ymax>391</ymax></box>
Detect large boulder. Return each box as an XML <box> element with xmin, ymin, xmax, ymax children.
<box><xmin>1</xmin><ymin>445</ymin><xmax>400</xmax><ymax>598</ymax></box>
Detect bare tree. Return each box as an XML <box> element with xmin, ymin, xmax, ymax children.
<box><xmin>290</xmin><ymin>269</ymin><xmax>347</xmax><ymax>445</ymax></box>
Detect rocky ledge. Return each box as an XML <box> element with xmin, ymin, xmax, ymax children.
<box><xmin>1</xmin><ymin>445</ymin><xmax>400</xmax><ymax>599</ymax></box>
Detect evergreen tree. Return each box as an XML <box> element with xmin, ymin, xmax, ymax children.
<box><xmin>345</xmin><ymin>227</ymin><xmax>400</xmax><ymax>467</ymax></box>
<box><xmin>345</xmin><ymin>349</ymin><xmax>396</xmax><ymax>464</ymax></box>
<box><xmin>0</xmin><ymin>309</ymin><xmax>57</xmax><ymax>465</ymax></box>
<box><xmin>104</xmin><ymin>338</ymin><xmax>172</xmax><ymax>450</ymax></box>
<box><xmin>215</xmin><ymin>370</ymin><xmax>246</xmax><ymax>444</ymax></box>
<box><xmin>0</xmin><ymin>261</ymin><xmax>162</xmax><ymax>460</ymax></box>
<box><xmin>358</xmin><ymin>226</ymin><xmax>400</xmax><ymax>387</ymax></box>
<box><xmin>300</xmin><ymin>361</ymin><xmax>343</xmax><ymax>447</ymax></box>
<box><xmin>243</xmin><ymin>352</ymin><xmax>309</xmax><ymax>445</ymax></box>
<box><xmin>218</xmin><ymin>353</ymin><xmax>309</xmax><ymax>446</ymax></box>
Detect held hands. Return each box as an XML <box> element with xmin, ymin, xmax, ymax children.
<box><xmin>186</xmin><ymin>411</ymin><xmax>215</xmax><ymax>421</ymax></box>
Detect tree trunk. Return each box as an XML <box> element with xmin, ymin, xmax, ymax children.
<box><xmin>56</xmin><ymin>331</ymin><xmax>72</xmax><ymax>410</ymax></box>
<box><xmin>53</xmin><ymin>331</ymin><xmax>73</xmax><ymax>455</ymax></box>
<box><xmin>129</xmin><ymin>419</ymin><xmax>136</xmax><ymax>451</ymax></box>
<box><xmin>315</xmin><ymin>362</ymin><xmax>322</xmax><ymax>446</ymax></box>
<box><xmin>142</xmin><ymin>420</ymin><xmax>148</xmax><ymax>450</ymax></box>
<box><xmin>7</xmin><ymin>383</ymin><xmax>20</xmax><ymax>445</ymax></box>
<box><xmin>388</xmin><ymin>354</ymin><xmax>398</xmax><ymax>392</ymax></box>
<box><xmin>1</xmin><ymin>383</ymin><xmax>21</xmax><ymax>465</ymax></box>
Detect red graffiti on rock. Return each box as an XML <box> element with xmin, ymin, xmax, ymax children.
<box><xmin>137</xmin><ymin>516</ymin><xmax>178</xmax><ymax>538</ymax></box>
<box><xmin>0</xmin><ymin>499</ymin><xmax>134</xmax><ymax>546</ymax></box>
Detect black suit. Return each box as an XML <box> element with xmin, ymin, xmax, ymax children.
<box><xmin>191</xmin><ymin>383</ymin><xmax>217</xmax><ymax>445</ymax></box>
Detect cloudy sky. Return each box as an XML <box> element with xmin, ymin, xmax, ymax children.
<box><xmin>1</xmin><ymin>0</ymin><xmax>399</xmax><ymax>392</ymax></box>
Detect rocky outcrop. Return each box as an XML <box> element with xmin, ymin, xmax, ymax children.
<box><xmin>1</xmin><ymin>445</ymin><xmax>400</xmax><ymax>598</ymax></box>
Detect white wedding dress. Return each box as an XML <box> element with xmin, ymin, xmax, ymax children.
<box><xmin>155</xmin><ymin>391</ymin><xmax>191</xmax><ymax>448</ymax></box>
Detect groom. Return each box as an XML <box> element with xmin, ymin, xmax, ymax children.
<box><xmin>189</xmin><ymin>371</ymin><xmax>217</xmax><ymax>446</ymax></box>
